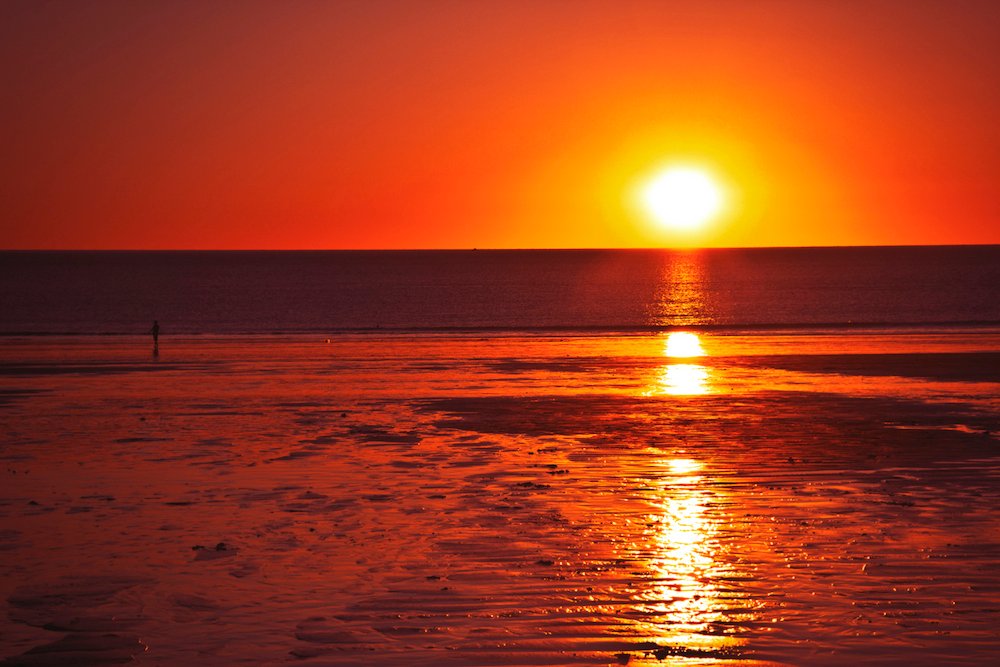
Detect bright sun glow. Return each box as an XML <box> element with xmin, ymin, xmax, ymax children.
<box><xmin>661</xmin><ymin>364</ymin><xmax>710</xmax><ymax>395</ymax></box>
<box><xmin>665</xmin><ymin>332</ymin><xmax>704</xmax><ymax>358</ymax></box>
<box><xmin>667</xmin><ymin>458</ymin><xmax>703</xmax><ymax>475</ymax></box>
<box><xmin>641</xmin><ymin>166</ymin><xmax>724</xmax><ymax>231</ymax></box>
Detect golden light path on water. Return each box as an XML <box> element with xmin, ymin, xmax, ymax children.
<box><xmin>660</xmin><ymin>364</ymin><xmax>710</xmax><ymax>395</ymax></box>
<box><xmin>664</xmin><ymin>331</ymin><xmax>704</xmax><ymax>358</ymax></box>
<box><xmin>646</xmin><ymin>331</ymin><xmax>712</xmax><ymax>396</ymax></box>
<box><xmin>632</xmin><ymin>457</ymin><xmax>755</xmax><ymax>657</ymax></box>
<box><xmin>633</xmin><ymin>333</ymin><xmax>758</xmax><ymax>658</ymax></box>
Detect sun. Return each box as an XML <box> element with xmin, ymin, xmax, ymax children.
<box><xmin>640</xmin><ymin>165</ymin><xmax>725</xmax><ymax>231</ymax></box>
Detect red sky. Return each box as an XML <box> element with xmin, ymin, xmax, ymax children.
<box><xmin>2</xmin><ymin>0</ymin><xmax>998</xmax><ymax>249</ymax></box>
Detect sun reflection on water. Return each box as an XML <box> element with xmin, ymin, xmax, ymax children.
<box><xmin>633</xmin><ymin>458</ymin><xmax>754</xmax><ymax>654</ymax></box>
<box><xmin>645</xmin><ymin>332</ymin><xmax>712</xmax><ymax>396</ymax></box>
<box><xmin>664</xmin><ymin>331</ymin><xmax>704</xmax><ymax>358</ymax></box>
<box><xmin>648</xmin><ymin>252</ymin><xmax>709</xmax><ymax>327</ymax></box>
<box><xmin>661</xmin><ymin>363</ymin><xmax>710</xmax><ymax>395</ymax></box>
<box><xmin>667</xmin><ymin>457</ymin><xmax>702</xmax><ymax>476</ymax></box>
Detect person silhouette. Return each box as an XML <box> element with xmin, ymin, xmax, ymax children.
<box><xmin>149</xmin><ymin>320</ymin><xmax>160</xmax><ymax>351</ymax></box>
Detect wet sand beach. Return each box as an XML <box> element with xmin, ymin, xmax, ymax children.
<box><xmin>1</xmin><ymin>330</ymin><xmax>999</xmax><ymax>665</ymax></box>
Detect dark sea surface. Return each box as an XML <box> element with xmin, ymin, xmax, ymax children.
<box><xmin>1</xmin><ymin>246</ymin><xmax>997</xmax><ymax>334</ymax></box>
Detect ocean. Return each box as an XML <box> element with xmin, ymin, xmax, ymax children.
<box><xmin>1</xmin><ymin>246</ymin><xmax>997</xmax><ymax>335</ymax></box>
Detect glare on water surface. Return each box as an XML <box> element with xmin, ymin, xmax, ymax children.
<box><xmin>632</xmin><ymin>458</ymin><xmax>755</xmax><ymax>653</ymax></box>
<box><xmin>647</xmin><ymin>332</ymin><xmax>711</xmax><ymax>395</ymax></box>
<box><xmin>660</xmin><ymin>363</ymin><xmax>710</xmax><ymax>395</ymax></box>
<box><xmin>667</xmin><ymin>458</ymin><xmax>702</xmax><ymax>476</ymax></box>
<box><xmin>664</xmin><ymin>332</ymin><xmax>705</xmax><ymax>358</ymax></box>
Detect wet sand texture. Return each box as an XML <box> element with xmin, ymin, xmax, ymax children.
<box><xmin>1</xmin><ymin>332</ymin><xmax>999</xmax><ymax>665</ymax></box>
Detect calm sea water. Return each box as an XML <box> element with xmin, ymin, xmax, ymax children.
<box><xmin>1</xmin><ymin>247</ymin><xmax>997</xmax><ymax>334</ymax></box>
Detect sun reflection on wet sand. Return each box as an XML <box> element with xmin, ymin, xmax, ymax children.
<box><xmin>660</xmin><ymin>363</ymin><xmax>710</xmax><ymax>395</ymax></box>
<box><xmin>667</xmin><ymin>457</ymin><xmax>702</xmax><ymax>475</ymax></box>
<box><xmin>635</xmin><ymin>458</ymin><xmax>754</xmax><ymax>656</ymax></box>
<box><xmin>646</xmin><ymin>332</ymin><xmax>712</xmax><ymax>395</ymax></box>
<box><xmin>664</xmin><ymin>331</ymin><xmax>705</xmax><ymax>358</ymax></box>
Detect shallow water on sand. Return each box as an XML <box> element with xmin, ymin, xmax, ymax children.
<box><xmin>1</xmin><ymin>331</ymin><xmax>999</xmax><ymax>666</ymax></box>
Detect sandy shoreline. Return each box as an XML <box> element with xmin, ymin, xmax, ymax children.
<box><xmin>1</xmin><ymin>331</ymin><xmax>999</xmax><ymax>665</ymax></box>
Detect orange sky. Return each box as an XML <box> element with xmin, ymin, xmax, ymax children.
<box><xmin>1</xmin><ymin>0</ymin><xmax>998</xmax><ymax>249</ymax></box>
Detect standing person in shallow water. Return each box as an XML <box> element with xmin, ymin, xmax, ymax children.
<box><xmin>149</xmin><ymin>320</ymin><xmax>160</xmax><ymax>353</ymax></box>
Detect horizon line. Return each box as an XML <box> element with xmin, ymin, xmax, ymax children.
<box><xmin>2</xmin><ymin>242</ymin><xmax>998</xmax><ymax>252</ymax></box>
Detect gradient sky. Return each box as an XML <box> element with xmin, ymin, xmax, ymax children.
<box><xmin>2</xmin><ymin>0</ymin><xmax>998</xmax><ymax>249</ymax></box>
